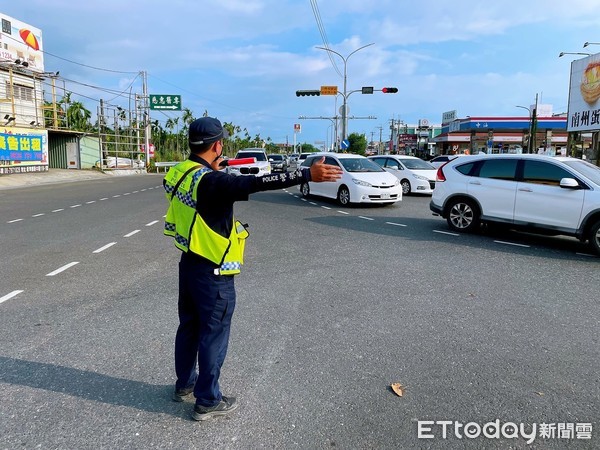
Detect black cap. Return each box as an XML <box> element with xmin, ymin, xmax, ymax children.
<box><xmin>188</xmin><ymin>117</ymin><xmax>230</xmax><ymax>145</ymax></box>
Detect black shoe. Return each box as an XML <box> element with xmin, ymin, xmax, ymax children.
<box><xmin>191</xmin><ymin>396</ymin><xmax>238</xmax><ymax>421</ymax></box>
<box><xmin>172</xmin><ymin>386</ymin><xmax>194</xmax><ymax>402</ymax></box>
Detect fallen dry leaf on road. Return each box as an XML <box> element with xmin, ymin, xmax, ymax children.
<box><xmin>391</xmin><ymin>382</ymin><xmax>405</xmax><ymax>397</ymax></box>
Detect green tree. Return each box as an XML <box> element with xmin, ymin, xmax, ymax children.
<box><xmin>66</xmin><ymin>101</ymin><xmax>92</xmax><ymax>131</ymax></box>
<box><xmin>348</xmin><ymin>132</ymin><xmax>367</xmax><ymax>155</ymax></box>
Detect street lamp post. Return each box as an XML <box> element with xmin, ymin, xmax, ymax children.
<box><xmin>515</xmin><ymin>105</ymin><xmax>533</xmax><ymax>153</ymax></box>
<box><xmin>315</xmin><ymin>43</ymin><xmax>374</xmax><ymax>144</ymax></box>
<box><xmin>558</xmin><ymin>52</ymin><xmax>591</xmax><ymax>58</ymax></box>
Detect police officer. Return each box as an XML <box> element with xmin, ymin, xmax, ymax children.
<box><xmin>163</xmin><ymin>117</ymin><xmax>342</xmax><ymax>421</ymax></box>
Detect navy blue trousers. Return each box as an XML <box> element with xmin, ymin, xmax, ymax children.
<box><xmin>175</xmin><ymin>254</ymin><xmax>236</xmax><ymax>407</ymax></box>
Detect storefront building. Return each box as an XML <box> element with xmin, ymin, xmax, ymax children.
<box><xmin>433</xmin><ymin>115</ymin><xmax>569</xmax><ymax>156</ymax></box>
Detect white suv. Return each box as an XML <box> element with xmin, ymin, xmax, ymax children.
<box><xmin>429</xmin><ymin>154</ymin><xmax>600</xmax><ymax>254</ymax></box>
<box><xmin>229</xmin><ymin>148</ymin><xmax>271</xmax><ymax>176</ymax></box>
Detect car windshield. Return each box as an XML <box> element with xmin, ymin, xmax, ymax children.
<box><xmin>299</xmin><ymin>153</ymin><xmax>310</xmax><ymax>159</ymax></box>
<box><xmin>236</xmin><ymin>151</ymin><xmax>267</xmax><ymax>161</ymax></box>
<box><xmin>562</xmin><ymin>159</ymin><xmax>600</xmax><ymax>185</ymax></box>
<box><xmin>397</xmin><ymin>158</ymin><xmax>435</xmax><ymax>170</ymax></box>
<box><xmin>340</xmin><ymin>158</ymin><xmax>384</xmax><ymax>173</ymax></box>
<box><xmin>268</xmin><ymin>154</ymin><xmax>283</xmax><ymax>161</ymax></box>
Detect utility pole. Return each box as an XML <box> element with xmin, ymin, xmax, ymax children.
<box><xmin>141</xmin><ymin>70</ymin><xmax>150</xmax><ymax>168</ymax></box>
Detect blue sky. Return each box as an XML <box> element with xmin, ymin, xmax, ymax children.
<box><xmin>4</xmin><ymin>0</ymin><xmax>600</xmax><ymax>147</ymax></box>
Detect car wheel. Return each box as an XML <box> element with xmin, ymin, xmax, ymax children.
<box><xmin>446</xmin><ymin>198</ymin><xmax>480</xmax><ymax>232</ymax></box>
<box><xmin>300</xmin><ymin>182</ymin><xmax>310</xmax><ymax>197</ymax></box>
<box><xmin>400</xmin><ymin>179</ymin><xmax>411</xmax><ymax>195</ymax></box>
<box><xmin>588</xmin><ymin>220</ymin><xmax>600</xmax><ymax>255</ymax></box>
<box><xmin>337</xmin><ymin>186</ymin><xmax>351</xmax><ymax>205</ymax></box>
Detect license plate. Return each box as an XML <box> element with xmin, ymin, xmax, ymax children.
<box><xmin>381</xmin><ymin>193</ymin><xmax>390</xmax><ymax>199</ymax></box>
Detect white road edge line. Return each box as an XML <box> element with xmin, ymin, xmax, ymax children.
<box><xmin>124</xmin><ymin>230</ymin><xmax>141</xmax><ymax>237</ymax></box>
<box><xmin>494</xmin><ymin>240</ymin><xmax>530</xmax><ymax>248</ymax></box>
<box><xmin>358</xmin><ymin>216</ymin><xmax>374</xmax><ymax>221</ymax></box>
<box><xmin>7</xmin><ymin>218</ymin><xmax>24</xmax><ymax>223</ymax></box>
<box><xmin>433</xmin><ymin>230</ymin><xmax>460</xmax><ymax>236</ymax></box>
<box><xmin>93</xmin><ymin>242</ymin><xmax>117</xmax><ymax>253</ymax></box>
<box><xmin>386</xmin><ymin>221</ymin><xmax>407</xmax><ymax>227</ymax></box>
<box><xmin>0</xmin><ymin>290</ymin><xmax>24</xmax><ymax>304</ymax></box>
<box><xmin>145</xmin><ymin>220</ymin><xmax>159</xmax><ymax>226</ymax></box>
<box><xmin>46</xmin><ymin>262</ymin><xmax>79</xmax><ymax>277</ymax></box>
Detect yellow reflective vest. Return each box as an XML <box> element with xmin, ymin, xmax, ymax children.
<box><xmin>163</xmin><ymin>160</ymin><xmax>249</xmax><ymax>275</ymax></box>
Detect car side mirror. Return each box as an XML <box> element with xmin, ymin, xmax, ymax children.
<box><xmin>268</xmin><ymin>158</ymin><xmax>274</xmax><ymax>162</ymax></box>
<box><xmin>559</xmin><ymin>178</ymin><xmax>581</xmax><ymax>189</ymax></box>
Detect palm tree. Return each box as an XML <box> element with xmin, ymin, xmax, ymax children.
<box><xmin>66</xmin><ymin>101</ymin><xmax>92</xmax><ymax>131</ymax></box>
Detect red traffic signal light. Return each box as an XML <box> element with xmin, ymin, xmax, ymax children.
<box><xmin>382</xmin><ymin>87</ymin><xmax>398</xmax><ymax>93</ymax></box>
<box><xmin>296</xmin><ymin>90</ymin><xmax>321</xmax><ymax>97</ymax></box>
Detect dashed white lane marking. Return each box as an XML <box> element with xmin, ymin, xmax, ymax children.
<box><xmin>433</xmin><ymin>230</ymin><xmax>460</xmax><ymax>236</ymax></box>
<box><xmin>100</xmin><ymin>198</ymin><xmax>108</xmax><ymax>201</ymax></box>
<box><xmin>301</xmin><ymin>198</ymin><xmax>307</xmax><ymax>202</ymax></box>
<box><xmin>133</xmin><ymin>190</ymin><xmax>139</xmax><ymax>193</ymax></box>
<box><xmin>112</xmin><ymin>195</ymin><xmax>121</xmax><ymax>198</ymax></box>
<box><xmin>0</xmin><ymin>290</ymin><xmax>23</xmax><ymax>304</ymax></box>
<box><xmin>141</xmin><ymin>189</ymin><xmax>147</xmax><ymax>192</ymax></box>
<box><xmin>70</xmin><ymin>204</ymin><xmax>81</xmax><ymax>208</ymax></box>
<box><xmin>145</xmin><ymin>220</ymin><xmax>159</xmax><ymax>227</ymax></box>
<box><xmin>309</xmin><ymin>201</ymin><xmax>317</xmax><ymax>206</ymax></box>
<box><xmin>494</xmin><ymin>240</ymin><xmax>530</xmax><ymax>248</ymax></box>
<box><xmin>124</xmin><ymin>230</ymin><xmax>141</xmax><ymax>238</ymax></box>
<box><xmin>86</xmin><ymin>201</ymin><xmax>96</xmax><ymax>204</ymax></box>
<box><xmin>8</xmin><ymin>218</ymin><xmax>23</xmax><ymax>223</ymax></box>
<box><xmin>386</xmin><ymin>221</ymin><xmax>407</xmax><ymax>227</ymax></box>
<box><xmin>337</xmin><ymin>210</ymin><xmax>349</xmax><ymax>215</ymax></box>
<box><xmin>52</xmin><ymin>209</ymin><xmax>64</xmax><ymax>212</ymax></box>
<box><xmin>46</xmin><ymin>262</ymin><xmax>79</xmax><ymax>277</ymax></box>
<box><xmin>321</xmin><ymin>206</ymin><xmax>331</xmax><ymax>210</ymax></box>
<box><xmin>93</xmin><ymin>242</ymin><xmax>117</xmax><ymax>253</ymax></box>
<box><xmin>123</xmin><ymin>192</ymin><xmax>131</xmax><ymax>196</ymax></box>
<box><xmin>32</xmin><ymin>213</ymin><xmax>45</xmax><ymax>218</ymax></box>
<box><xmin>358</xmin><ymin>216</ymin><xmax>374</xmax><ymax>221</ymax></box>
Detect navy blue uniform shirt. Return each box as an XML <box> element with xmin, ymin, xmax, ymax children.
<box><xmin>170</xmin><ymin>153</ymin><xmax>312</xmax><ymax>242</ymax></box>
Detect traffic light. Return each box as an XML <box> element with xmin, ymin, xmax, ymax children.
<box><xmin>381</xmin><ymin>87</ymin><xmax>398</xmax><ymax>93</ymax></box>
<box><xmin>296</xmin><ymin>90</ymin><xmax>321</xmax><ymax>97</ymax></box>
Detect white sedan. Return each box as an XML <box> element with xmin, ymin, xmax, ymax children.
<box><xmin>368</xmin><ymin>155</ymin><xmax>436</xmax><ymax>195</ymax></box>
<box><xmin>299</xmin><ymin>153</ymin><xmax>402</xmax><ymax>206</ymax></box>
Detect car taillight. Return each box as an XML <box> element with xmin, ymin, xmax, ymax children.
<box><xmin>436</xmin><ymin>166</ymin><xmax>446</xmax><ymax>182</ymax></box>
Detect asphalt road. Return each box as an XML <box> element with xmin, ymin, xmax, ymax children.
<box><xmin>0</xmin><ymin>174</ymin><xmax>598</xmax><ymax>449</ymax></box>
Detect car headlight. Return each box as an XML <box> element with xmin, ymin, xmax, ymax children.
<box><xmin>394</xmin><ymin>178</ymin><xmax>400</xmax><ymax>186</ymax></box>
<box><xmin>413</xmin><ymin>174</ymin><xmax>429</xmax><ymax>181</ymax></box>
<box><xmin>352</xmin><ymin>178</ymin><xmax>372</xmax><ymax>187</ymax></box>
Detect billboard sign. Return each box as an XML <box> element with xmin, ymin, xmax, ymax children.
<box><xmin>567</xmin><ymin>53</ymin><xmax>600</xmax><ymax>132</ymax></box>
<box><xmin>0</xmin><ymin>13</ymin><xmax>44</xmax><ymax>73</ymax></box>
<box><xmin>442</xmin><ymin>110</ymin><xmax>457</xmax><ymax>123</ymax></box>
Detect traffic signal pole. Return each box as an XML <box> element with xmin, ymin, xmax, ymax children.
<box><xmin>315</xmin><ymin>43</ymin><xmax>374</xmax><ymax>143</ymax></box>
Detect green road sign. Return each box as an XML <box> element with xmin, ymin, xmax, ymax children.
<box><xmin>149</xmin><ymin>94</ymin><xmax>182</xmax><ymax>111</ymax></box>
